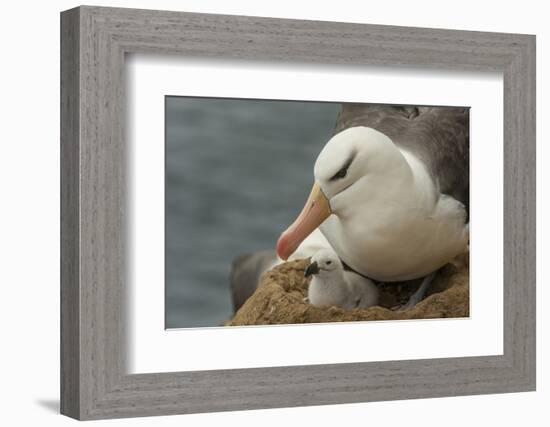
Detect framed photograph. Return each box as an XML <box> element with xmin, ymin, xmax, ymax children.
<box><xmin>60</xmin><ymin>6</ymin><xmax>536</xmax><ymax>420</ymax></box>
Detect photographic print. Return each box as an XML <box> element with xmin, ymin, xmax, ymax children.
<box><xmin>165</xmin><ymin>97</ymin><xmax>469</xmax><ymax>329</ymax></box>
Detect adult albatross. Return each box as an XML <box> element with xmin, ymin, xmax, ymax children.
<box><xmin>276</xmin><ymin>104</ymin><xmax>469</xmax><ymax>308</ymax></box>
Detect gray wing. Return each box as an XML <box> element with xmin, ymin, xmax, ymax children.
<box><xmin>334</xmin><ymin>104</ymin><xmax>469</xmax><ymax>213</ymax></box>
<box><xmin>229</xmin><ymin>250</ymin><xmax>278</xmax><ymax>312</ymax></box>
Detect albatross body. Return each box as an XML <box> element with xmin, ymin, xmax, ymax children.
<box><xmin>277</xmin><ymin>105</ymin><xmax>469</xmax><ymax>284</ymax></box>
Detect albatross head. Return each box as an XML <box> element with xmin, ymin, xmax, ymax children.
<box><xmin>277</xmin><ymin>126</ymin><xmax>407</xmax><ymax>260</ymax></box>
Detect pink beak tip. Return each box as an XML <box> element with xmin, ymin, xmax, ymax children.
<box><xmin>276</xmin><ymin>234</ymin><xmax>290</xmax><ymax>260</ymax></box>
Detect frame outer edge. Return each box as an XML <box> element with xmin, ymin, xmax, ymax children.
<box><xmin>502</xmin><ymin>34</ymin><xmax>536</xmax><ymax>391</ymax></box>
<box><xmin>520</xmin><ymin>34</ymin><xmax>536</xmax><ymax>389</ymax></box>
<box><xmin>528</xmin><ymin>35</ymin><xmax>536</xmax><ymax>390</ymax></box>
<box><xmin>60</xmin><ymin>6</ymin><xmax>82</xmax><ymax>420</ymax></box>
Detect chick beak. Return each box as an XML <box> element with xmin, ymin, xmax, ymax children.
<box><xmin>304</xmin><ymin>261</ymin><xmax>320</xmax><ymax>277</ymax></box>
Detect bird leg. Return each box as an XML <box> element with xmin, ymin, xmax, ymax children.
<box><xmin>401</xmin><ymin>271</ymin><xmax>437</xmax><ymax>310</ymax></box>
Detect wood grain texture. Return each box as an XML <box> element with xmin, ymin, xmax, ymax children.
<box><xmin>60</xmin><ymin>5</ymin><xmax>536</xmax><ymax>420</ymax></box>
<box><xmin>60</xmin><ymin>7</ymin><xmax>80</xmax><ymax>419</ymax></box>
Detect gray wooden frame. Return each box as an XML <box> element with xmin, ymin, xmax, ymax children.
<box><xmin>60</xmin><ymin>5</ymin><xmax>536</xmax><ymax>420</ymax></box>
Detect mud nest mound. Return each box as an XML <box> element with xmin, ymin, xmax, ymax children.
<box><xmin>226</xmin><ymin>253</ymin><xmax>469</xmax><ymax>326</ymax></box>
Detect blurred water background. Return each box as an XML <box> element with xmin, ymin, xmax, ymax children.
<box><xmin>165</xmin><ymin>97</ymin><xmax>340</xmax><ymax>328</ymax></box>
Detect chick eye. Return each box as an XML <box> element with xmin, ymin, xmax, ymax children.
<box><xmin>326</xmin><ymin>261</ymin><xmax>332</xmax><ymax>265</ymax></box>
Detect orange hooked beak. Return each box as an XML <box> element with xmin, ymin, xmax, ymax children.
<box><xmin>276</xmin><ymin>183</ymin><xmax>332</xmax><ymax>260</ymax></box>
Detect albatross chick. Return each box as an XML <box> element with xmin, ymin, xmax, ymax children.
<box><xmin>305</xmin><ymin>249</ymin><xmax>379</xmax><ymax>310</ymax></box>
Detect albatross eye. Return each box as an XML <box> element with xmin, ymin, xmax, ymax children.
<box><xmin>331</xmin><ymin>167</ymin><xmax>348</xmax><ymax>180</ymax></box>
<box><xmin>326</xmin><ymin>260</ymin><xmax>332</xmax><ymax>265</ymax></box>
<box><xmin>329</xmin><ymin>155</ymin><xmax>355</xmax><ymax>181</ymax></box>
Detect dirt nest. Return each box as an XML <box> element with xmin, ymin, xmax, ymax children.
<box><xmin>226</xmin><ymin>253</ymin><xmax>469</xmax><ymax>326</ymax></box>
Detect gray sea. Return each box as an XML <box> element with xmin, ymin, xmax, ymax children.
<box><xmin>165</xmin><ymin>97</ymin><xmax>340</xmax><ymax>328</ymax></box>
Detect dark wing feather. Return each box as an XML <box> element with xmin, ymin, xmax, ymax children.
<box><xmin>229</xmin><ymin>250</ymin><xmax>277</xmax><ymax>312</ymax></box>
<box><xmin>334</xmin><ymin>104</ymin><xmax>469</xmax><ymax>212</ymax></box>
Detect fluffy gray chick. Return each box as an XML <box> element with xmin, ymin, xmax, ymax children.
<box><xmin>305</xmin><ymin>249</ymin><xmax>379</xmax><ymax>309</ymax></box>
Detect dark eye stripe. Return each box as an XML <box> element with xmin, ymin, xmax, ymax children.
<box><xmin>329</xmin><ymin>155</ymin><xmax>355</xmax><ymax>181</ymax></box>
<box><xmin>331</xmin><ymin>167</ymin><xmax>347</xmax><ymax>180</ymax></box>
